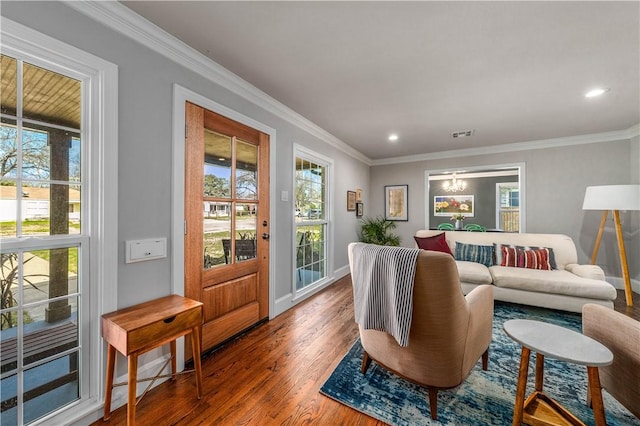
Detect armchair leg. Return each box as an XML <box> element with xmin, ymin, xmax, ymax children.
<box><xmin>482</xmin><ymin>349</ymin><xmax>489</xmax><ymax>371</ymax></box>
<box><xmin>361</xmin><ymin>351</ymin><xmax>372</xmax><ymax>374</ymax></box>
<box><xmin>428</xmin><ymin>388</ymin><xmax>438</xmax><ymax>420</ymax></box>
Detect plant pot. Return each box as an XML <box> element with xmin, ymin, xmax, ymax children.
<box><xmin>455</xmin><ymin>220</ymin><xmax>463</xmax><ymax>230</ymax></box>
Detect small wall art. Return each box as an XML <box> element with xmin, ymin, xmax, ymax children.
<box><xmin>347</xmin><ymin>191</ymin><xmax>356</xmax><ymax>211</ymax></box>
<box><xmin>356</xmin><ymin>202</ymin><xmax>363</xmax><ymax>217</ymax></box>
<box><xmin>384</xmin><ymin>185</ymin><xmax>408</xmax><ymax>221</ymax></box>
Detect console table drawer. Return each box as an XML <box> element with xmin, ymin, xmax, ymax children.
<box><xmin>128</xmin><ymin>307</ymin><xmax>201</xmax><ymax>353</ymax></box>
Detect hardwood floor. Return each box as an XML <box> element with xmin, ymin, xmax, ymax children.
<box><xmin>94</xmin><ymin>280</ymin><xmax>640</xmax><ymax>426</ymax></box>
<box><xmin>613</xmin><ymin>289</ymin><xmax>640</xmax><ymax>321</ymax></box>
<box><xmin>95</xmin><ymin>276</ymin><xmax>384</xmax><ymax>426</ymax></box>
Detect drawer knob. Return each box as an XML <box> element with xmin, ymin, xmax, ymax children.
<box><xmin>163</xmin><ymin>316</ymin><xmax>177</xmax><ymax>323</ymax></box>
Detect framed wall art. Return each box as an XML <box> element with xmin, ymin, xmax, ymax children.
<box><xmin>347</xmin><ymin>191</ymin><xmax>356</xmax><ymax>211</ymax></box>
<box><xmin>384</xmin><ymin>185</ymin><xmax>408</xmax><ymax>221</ymax></box>
<box><xmin>434</xmin><ymin>195</ymin><xmax>474</xmax><ymax>217</ymax></box>
<box><xmin>356</xmin><ymin>202</ymin><xmax>363</xmax><ymax>217</ymax></box>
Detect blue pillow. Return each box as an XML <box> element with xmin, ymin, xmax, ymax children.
<box><xmin>455</xmin><ymin>242</ymin><xmax>494</xmax><ymax>267</ymax></box>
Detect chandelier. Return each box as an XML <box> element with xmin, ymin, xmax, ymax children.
<box><xmin>443</xmin><ymin>174</ymin><xmax>466</xmax><ymax>192</ymax></box>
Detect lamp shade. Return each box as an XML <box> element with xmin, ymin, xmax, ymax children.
<box><xmin>582</xmin><ymin>185</ymin><xmax>640</xmax><ymax>211</ymax></box>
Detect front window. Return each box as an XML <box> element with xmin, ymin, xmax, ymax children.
<box><xmin>0</xmin><ymin>54</ymin><xmax>85</xmax><ymax>425</ymax></box>
<box><xmin>294</xmin><ymin>150</ymin><xmax>330</xmax><ymax>292</ymax></box>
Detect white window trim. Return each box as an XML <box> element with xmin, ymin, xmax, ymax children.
<box><xmin>292</xmin><ymin>143</ymin><xmax>334</xmax><ymax>301</ymax></box>
<box><xmin>1</xmin><ymin>17</ymin><xmax>118</xmax><ymax>425</ymax></box>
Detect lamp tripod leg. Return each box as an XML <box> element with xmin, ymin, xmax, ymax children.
<box><xmin>613</xmin><ymin>210</ymin><xmax>633</xmax><ymax>307</ymax></box>
<box><xmin>590</xmin><ymin>211</ymin><xmax>608</xmax><ymax>265</ymax></box>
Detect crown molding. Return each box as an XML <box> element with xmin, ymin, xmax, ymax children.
<box><xmin>64</xmin><ymin>0</ymin><xmax>371</xmax><ymax>165</ymax></box>
<box><xmin>371</xmin><ymin>124</ymin><xmax>640</xmax><ymax>166</ymax></box>
<box><xmin>62</xmin><ymin>1</ymin><xmax>639</xmax><ymax>169</ymax></box>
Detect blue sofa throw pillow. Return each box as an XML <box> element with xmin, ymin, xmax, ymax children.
<box><xmin>455</xmin><ymin>242</ymin><xmax>494</xmax><ymax>267</ymax></box>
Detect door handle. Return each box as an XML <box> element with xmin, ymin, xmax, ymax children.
<box><xmin>262</xmin><ymin>233</ymin><xmax>270</xmax><ymax>240</ymax></box>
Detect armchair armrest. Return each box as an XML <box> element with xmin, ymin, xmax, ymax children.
<box><xmin>565</xmin><ymin>263</ymin><xmax>606</xmax><ymax>281</ymax></box>
<box><xmin>462</xmin><ymin>285</ymin><xmax>494</xmax><ymax>373</ymax></box>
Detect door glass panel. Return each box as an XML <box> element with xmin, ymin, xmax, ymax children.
<box><xmin>235</xmin><ymin>203</ymin><xmax>257</xmax><ymax>263</ymax></box>
<box><xmin>235</xmin><ymin>140</ymin><xmax>257</xmax><ymax>200</ymax></box>
<box><xmin>203</xmin><ymin>130</ymin><xmax>231</xmax><ymax>198</ymax></box>
<box><xmin>203</xmin><ymin>202</ymin><xmax>231</xmax><ymax>269</ymax></box>
<box><xmin>22</xmin><ymin>62</ymin><xmax>81</xmax><ymax>129</ymax></box>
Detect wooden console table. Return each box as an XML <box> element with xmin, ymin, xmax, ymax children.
<box><xmin>102</xmin><ymin>295</ymin><xmax>204</xmax><ymax>425</ymax></box>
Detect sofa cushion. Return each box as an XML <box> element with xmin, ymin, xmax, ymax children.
<box><xmin>454</xmin><ymin>242</ymin><xmax>494</xmax><ymax>267</ymax></box>
<box><xmin>499</xmin><ymin>246</ymin><xmax>553</xmax><ymax>270</ymax></box>
<box><xmin>495</xmin><ymin>243</ymin><xmax>557</xmax><ymax>269</ymax></box>
<box><xmin>489</xmin><ymin>266</ymin><xmax>617</xmax><ymax>300</ymax></box>
<box><xmin>456</xmin><ymin>261</ymin><xmax>493</xmax><ymax>285</ymax></box>
<box><xmin>414</xmin><ymin>233</ymin><xmax>453</xmax><ymax>256</ymax></box>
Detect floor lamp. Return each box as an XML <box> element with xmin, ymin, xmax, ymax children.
<box><xmin>583</xmin><ymin>185</ymin><xmax>640</xmax><ymax>307</ymax></box>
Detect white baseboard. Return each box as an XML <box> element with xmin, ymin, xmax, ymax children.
<box><xmin>605</xmin><ymin>276</ymin><xmax>640</xmax><ymax>294</ymax></box>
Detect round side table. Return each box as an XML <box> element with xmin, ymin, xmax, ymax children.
<box><xmin>503</xmin><ymin>319</ymin><xmax>613</xmax><ymax>426</ymax></box>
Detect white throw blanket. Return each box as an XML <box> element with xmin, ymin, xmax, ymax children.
<box><xmin>351</xmin><ymin>243</ymin><xmax>421</xmax><ymax>347</ymax></box>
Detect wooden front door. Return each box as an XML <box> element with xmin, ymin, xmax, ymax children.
<box><xmin>184</xmin><ymin>102</ymin><xmax>270</xmax><ymax>354</ymax></box>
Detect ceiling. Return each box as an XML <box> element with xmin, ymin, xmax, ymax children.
<box><xmin>120</xmin><ymin>1</ymin><xmax>640</xmax><ymax>161</ymax></box>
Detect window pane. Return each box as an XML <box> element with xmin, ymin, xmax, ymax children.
<box><xmin>0</xmin><ymin>118</ymin><xmax>18</xmax><ymax>179</ymax></box>
<box><xmin>19</xmin><ymin>184</ymin><xmax>79</xmax><ymax>237</ymax></box>
<box><xmin>204</xmin><ymin>130</ymin><xmax>231</xmax><ymax>199</ymax></box>
<box><xmin>295</xmin><ymin>224</ymin><xmax>325</xmax><ymax>290</ymax></box>
<box><xmin>21</xmin><ymin>248</ymin><xmax>79</xmax><ymax>306</ymax></box>
<box><xmin>1</xmin><ymin>55</ymin><xmax>17</xmax><ymax>117</ymax></box>
<box><xmin>23</xmin><ymin>354</ymin><xmax>79</xmax><ymax>424</ymax></box>
<box><xmin>0</xmin><ymin>373</ymin><xmax>18</xmax><ymax>424</ymax></box>
<box><xmin>235</xmin><ymin>203</ymin><xmax>256</xmax><ymax>263</ymax></box>
<box><xmin>22</xmin><ymin>62</ymin><xmax>81</xmax><ymax>129</ymax></box>
<box><xmin>235</xmin><ymin>140</ymin><xmax>257</xmax><ymax>200</ymax></box>
<box><xmin>204</xmin><ymin>202</ymin><xmax>230</xmax><ymax>269</ymax></box>
<box><xmin>21</xmin><ymin>126</ymin><xmax>50</xmax><ymax>180</ymax></box>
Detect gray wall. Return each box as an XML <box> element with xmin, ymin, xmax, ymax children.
<box><xmin>371</xmin><ymin>139</ymin><xmax>640</xmax><ymax>285</ymax></box>
<box><xmin>2</xmin><ymin>1</ymin><xmax>369</xmax><ymax>310</ymax></box>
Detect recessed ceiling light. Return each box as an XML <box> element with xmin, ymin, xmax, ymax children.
<box><xmin>585</xmin><ymin>88</ymin><xmax>610</xmax><ymax>98</ymax></box>
<box><xmin>388</xmin><ymin>134</ymin><xmax>399</xmax><ymax>142</ymax></box>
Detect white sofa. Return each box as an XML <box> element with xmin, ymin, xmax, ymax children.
<box><xmin>414</xmin><ymin>230</ymin><xmax>617</xmax><ymax>313</ymax></box>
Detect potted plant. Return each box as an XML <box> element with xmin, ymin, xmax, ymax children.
<box><xmin>358</xmin><ymin>216</ymin><xmax>401</xmax><ymax>246</ymax></box>
<box><xmin>450</xmin><ymin>213</ymin><xmax>466</xmax><ymax>230</ymax></box>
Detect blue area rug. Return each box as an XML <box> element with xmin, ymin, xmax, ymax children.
<box><xmin>320</xmin><ymin>302</ymin><xmax>639</xmax><ymax>425</ymax></box>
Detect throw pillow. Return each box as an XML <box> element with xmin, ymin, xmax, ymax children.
<box><xmin>414</xmin><ymin>233</ymin><xmax>453</xmax><ymax>256</ymax></box>
<box><xmin>494</xmin><ymin>243</ymin><xmax>557</xmax><ymax>269</ymax></box>
<box><xmin>499</xmin><ymin>246</ymin><xmax>552</xmax><ymax>270</ymax></box>
<box><xmin>454</xmin><ymin>242</ymin><xmax>494</xmax><ymax>267</ymax></box>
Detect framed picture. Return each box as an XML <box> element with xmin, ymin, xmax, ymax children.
<box><xmin>356</xmin><ymin>189</ymin><xmax>363</xmax><ymax>202</ymax></box>
<box><xmin>434</xmin><ymin>195</ymin><xmax>475</xmax><ymax>217</ymax></box>
<box><xmin>356</xmin><ymin>202</ymin><xmax>363</xmax><ymax>217</ymax></box>
<box><xmin>347</xmin><ymin>191</ymin><xmax>356</xmax><ymax>211</ymax></box>
<box><xmin>384</xmin><ymin>185</ymin><xmax>408</xmax><ymax>221</ymax></box>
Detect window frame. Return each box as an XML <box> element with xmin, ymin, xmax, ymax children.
<box><xmin>1</xmin><ymin>17</ymin><xmax>118</xmax><ymax>425</ymax></box>
<box><xmin>292</xmin><ymin>144</ymin><xmax>333</xmax><ymax>300</ymax></box>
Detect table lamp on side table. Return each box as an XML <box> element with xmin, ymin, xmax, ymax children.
<box><xmin>583</xmin><ymin>184</ymin><xmax>640</xmax><ymax>307</ymax></box>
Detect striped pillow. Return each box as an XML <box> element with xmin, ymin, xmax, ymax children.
<box><xmin>455</xmin><ymin>242</ymin><xmax>494</xmax><ymax>267</ymax></box>
<box><xmin>494</xmin><ymin>243</ymin><xmax>557</xmax><ymax>269</ymax></box>
<box><xmin>500</xmin><ymin>246</ymin><xmax>552</xmax><ymax>270</ymax></box>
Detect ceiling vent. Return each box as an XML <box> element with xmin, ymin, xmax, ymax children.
<box><xmin>452</xmin><ymin>130</ymin><xmax>475</xmax><ymax>138</ymax></box>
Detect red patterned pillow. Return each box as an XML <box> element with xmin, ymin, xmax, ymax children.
<box><xmin>500</xmin><ymin>246</ymin><xmax>551</xmax><ymax>270</ymax></box>
<box><xmin>414</xmin><ymin>233</ymin><xmax>453</xmax><ymax>256</ymax></box>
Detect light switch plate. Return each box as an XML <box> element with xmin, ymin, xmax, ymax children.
<box><xmin>125</xmin><ymin>238</ymin><xmax>167</xmax><ymax>263</ymax></box>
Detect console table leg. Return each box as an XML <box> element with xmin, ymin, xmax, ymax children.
<box><xmin>170</xmin><ymin>340</ymin><xmax>177</xmax><ymax>380</ymax></box>
<box><xmin>587</xmin><ymin>366</ymin><xmax>607</xmax><ymax>426</ymax></box>
<box><xmin>103</xmin><ymin>345</ymin><xmax>116</xmax><ymax>421</ymax></box>
<box><xmin>127</xmin><ymin>353</ymin><xmax>138</xmax><ymax>425</ymax></box>
<box><xmin>191</xmin><ymin>326</ymin><xmax>203</xmax><ymax>398</ymax></box>
<box><xmin>512</xmin><ymin>346</ymin><xmax>530</xmax><ymax>426</ymax></box>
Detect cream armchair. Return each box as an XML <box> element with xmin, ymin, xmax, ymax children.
<box><xmin>582</xmin><ymin>303</ymin><xmax>640</xmax><ymax>419</ymax></box>
<box><xmin>348</xmin><ymin>243</ymin><xmax>494</xmax><ymax>420</ymax></box>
